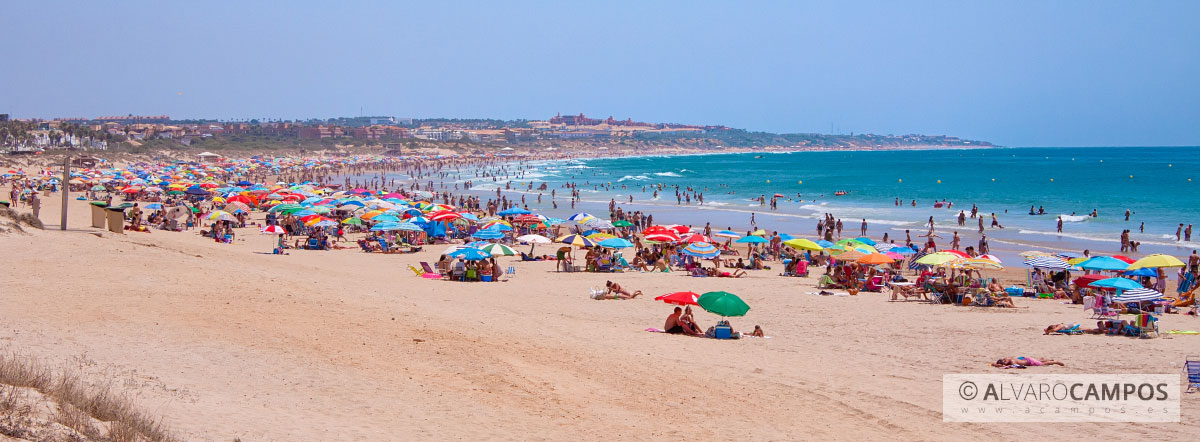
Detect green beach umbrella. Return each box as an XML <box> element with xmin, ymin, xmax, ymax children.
<box><xmin>341</xmin><ymin>217</ymin><xmax>364</xmax><ymax>225</ymax></box>
<box><xmin>479</xmin><ymin>243</ymin><xmax>518</xmax><ymax>256</ymax></box>
<box><xmin>697</xmin><ymin>291</ymin><xmax>750</xmax><ymax>317</ymax></box>
<box><xmin>612</xmin><ymin>220</ymin><xmax>634</xmax><ymax>227</ymax></box>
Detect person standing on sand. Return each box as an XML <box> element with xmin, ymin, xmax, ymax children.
<box><xmin>1057</xmin><ymin>216</ymin><xmax>1063</xmax><ymax>233</ymax></box>
<box><xmin>951</xmin><ymin>231</ymin><xmax>960</xmax><ymax>250</ymax></box>
<box><xmin>860</xmin><ymin>219</ymin><xmax>867</xmax><ymax>236</ymax></box>
<box><xmin>1120</xmin><ymin>230</ymin><xmax>1130</xmax><ymax>252</ymax></box>
<box><xmin>977</xmin><ymin>216</ymin><xmax>984</xmax><ymax>234</ymax></box>
<box><xmin>978</xmin><ymin>234</ymin><xmax>989</xmax><ymax>255</ymax></box>
<box><xmin>835</xmin><ymin>219</ymin><xmax>843</xmax><ymax>238</ymax></box>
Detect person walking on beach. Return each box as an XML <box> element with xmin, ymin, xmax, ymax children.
<box><xmin>977</xmin><ymin>216</ymin><xmax>984</xmax><ymax>234</ymax></box>
<box><xmin>951</xmin><ymin>231</ymin><xmax>960</xmax><ymax>250</ymax></box>
<box><xmin>860</xmin><ymin>219</ymin><xmax>867</xmax><ymax>236</ymax></box>
<box><xmin>978</xmin><ymin>234</ymin><xmax>990</xmax><ymax>255</ymax></box>
<box><xmin>750</xmin><ymin>212</ymin><xmax>756</xmax><ymax>228</ymax></box>
<box><xmin>1120</xmin><ymin>230</ymin><xmax>1130</xmax><ymax>252</ymax></box>
<box><xmin>835</xmin><ymin>219</ymin><xmax>843</xmax><ymax>238</ymax></box>
<box><xmin>29</xmin><ymin>192</ymin><xmax>40</xmax><ymax>219</ymax></box>
<box><xmin>1057</xmin><ymin>216</ymin><xmax>1063</xmax><ymax>233</ymax></box>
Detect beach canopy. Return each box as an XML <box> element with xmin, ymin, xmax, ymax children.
<box><xmin>735</xmin><ymin>235</ymin><xmax>768</xmax><ymax>244</ymax></box>
<box><xmin>783</xmin><ymin>238</ymin><xmax>822</xmax><ymax>251</ymax></box>
<box><xmin>1091</xmin><ymin>277</ymin><xmax>1143</xmax><ymax>291</ymax></box>
<box><xmin>1126</xmin><ymin>254</ymin><xmax>1185</xmax><ymax>270</ymax></box>
<box><xmin>1024</xmin><ymin>256</ymin><xmax>1070</xmax><ymax>270</ymax></box>
<box><xmin>698</xmin><ymin>291</ymin><xmax>750</xmax><ymax>317</ymax></box>
<box><xmin>1113</xmin><ymin>287</ymin><xmax>1163</xmax><ymax>303</ymax></box>
<box><xmin>1075</xmin><ymin>256</ymin><xmax>1129</xmax><ymax>271</ymax></box>
<box><xmin>655</xmin><ymin>291</ymin><xmax>700</xmax><ymax>306</ymax></box>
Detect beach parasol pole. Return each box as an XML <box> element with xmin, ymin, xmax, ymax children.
<box><xmin>60</xmin><ymin>155</ymin><xmax>69</xmax><ymax>230</ymax></box>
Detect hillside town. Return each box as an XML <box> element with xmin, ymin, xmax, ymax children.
<box><xmin>0</xmin><ymin>112</ymin><xmax>991</xmax><ymax>153</ymax></box>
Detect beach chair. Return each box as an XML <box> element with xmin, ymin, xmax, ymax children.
<box><xmin>306</xmin><ymin>238</ymin><xmax>320</xmax><ymax>250</ymax></box>
<box><xmin>507</xmin><ymin>266</ymin><xmax>515</xmax><ymax>277</ymax></box>
<box><xmin>864</xmin><ymin>276</ymin><xmax>884</xmax><ymax>292</ymax></box>
<box><xmin>1185</xmin><ymin>356</ymin><xmax>1200</xmax><ymax>393</ymax></box>
<box><xmin>1131</xmin><ymin>313</ymin><xmax>1159</xmax><ymax>338</ymax></box>
<box><xmin>817</xmin><ymin>274</ymin><xmax>840</xmax><ymax>289</ymax></box>
<box><xmin>795</xmin><ymin>260</ymin><xmax>809</xmax><ymax>277</ymax></box>
<box><xmin>420</xmin><ymin>262</ymin><xmax>440</xmax><ymax>276</ymax></box>
<box><xmin>358</xmin><ymin>240</ymin><xmax>374</xmax><ymax>252</ymax></box>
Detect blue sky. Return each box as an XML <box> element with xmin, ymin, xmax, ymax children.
<box><xmin>2</xmin><ymin>1</ymin><xmax>1197</xmax><ymax>146</ymax></box>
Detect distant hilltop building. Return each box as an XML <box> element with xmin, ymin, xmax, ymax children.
<box><xmin>549</xmin><ymin>113</ymin><xmax>603</xmax><ymax>126</ymax></box>
<box><xmin>93</xmin><ymin>115</ymin><xmax>171</xmax><ymax>124</ymax></box>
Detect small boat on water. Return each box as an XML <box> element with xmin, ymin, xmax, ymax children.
<box><xmin>834</xmin><ymin>190</ymin><xmax>848</xmax><ymax>196</ymax></box>
<box><xmin>754</xmin><ymin>155</ymin><xmax>764</xmax><ymax>159</ymax></box>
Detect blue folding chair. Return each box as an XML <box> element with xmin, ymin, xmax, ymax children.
<box><xmin>1185</xmin><ymin>356</ymin><xmax>1200</xmax><ymax>393</ymax></box>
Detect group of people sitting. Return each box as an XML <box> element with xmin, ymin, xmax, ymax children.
<box><xmin>436</xmin><ymin>255</ymin><xmax>504</xmax><ymax>282</ymax></box>
<box><xmin>662</xmin><ymin>306</ymin><xmax>764</xmax><ymax>339</ymax></box>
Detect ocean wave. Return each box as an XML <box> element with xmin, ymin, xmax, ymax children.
<box><xmin>617</xmin><ymin>175</ymin><xmax>650</xmax><ymax>182</ymax></box>
<box><xmin>565</xmin><ymin>165</ymin><xmax>592</xmax><ymax>169</ymax></box>
<box><xmin>1059</xmin><ymin>215</ymin><xmax>1089</xmax><ymax>222</ymax></box>
<box><xmin>653</xmin><ymin>171</ymin><xmax>682</xmax><ymax>177</ymax></box>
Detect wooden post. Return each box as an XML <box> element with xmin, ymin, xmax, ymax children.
<box><xmin>61</xmin><ymin>156</ymin><xmax>69</xmax><ymax>230</ymax></box>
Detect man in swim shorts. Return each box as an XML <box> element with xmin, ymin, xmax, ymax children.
<box><xmin>664</xmin><ymin>307</ymin><xmax>685</xmax><ymax>334</ymax></box>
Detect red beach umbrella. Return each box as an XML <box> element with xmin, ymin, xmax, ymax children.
<box><xmin>654</xmin><ymin>291</ymin><xmax>700</xmax><ymax>306</ymax></box>
<box><xmin>1072</xmin><ymin>274</ymin><xmax>1110</xmax><ymax>289</ymax></box>
<box><xmin>943</xmin><ymin>250</ymin><xmax>970</xmax><ymax>258</ymax></box>
<box><xmin>643</xmin><ymin>225</ymin><xmax>673</xmax><ymax>235</ymax></box>
<box><xmin>682</xmin><ymin>234</ymin><xmax>714</xmax><ymax>243</ymax></box>
<box><xmin>428</xmin><ymin>210</ymin><xmax>462</xmax><ymax>222</ymax></box>
<box><xmin>644</xmin><ymin>232</ymin><xmax>680</xmax><ymax>242</ymax></box>
<box><xmin>1110</xmin><ymin>255</ymin><xmax>1136</xmax><ymax>264</ymax></box>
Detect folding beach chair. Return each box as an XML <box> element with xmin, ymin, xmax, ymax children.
<box><xmin>1185</xmin><ymin>356</ymin><xmax>1200</xmax><ymax>393</ymax></box>
<box><xmin>507</xmin><ymin>266</ymin><xmax>516</xmax><ymax>277</ymax></box>
<box><xmin>1131</xmin><ymin>313</ymin><xmax>1159</xmax><ymax>338</ymax></box>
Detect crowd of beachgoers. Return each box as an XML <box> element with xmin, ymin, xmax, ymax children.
<box><xmin>3</xmin><ymin>151</ymin><xmax>1199</xmax><ymax>354</ymax></box>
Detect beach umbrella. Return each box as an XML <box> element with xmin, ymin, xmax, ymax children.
<box><xmin>814</xmin><ymin>240</ymin><xmax>836</xmax><ymax>249</ymax></box>
<box><xmin>90</xmin><ymin>185</ymin><xmax>107</xmax><ymax>191</ymax></box>
<box><xmin>312</xmin><ymin>220</ymin><xmax>337</xmax><ymax>228</ymax></box>
<box><xmin>448</xmin><ymin>247</ymin><xmax>491</xmax><ymax>261</ymax></box>
<box><xmin>497</xmin><ymin>207</ymin><xmax>531</xmax><ymax>216</ymax></box>
<box><xmin>681</xmin><ymin>242</ymin><xmax>720</xmax><ymax>259</ymax></box>
<box><xmin>586</xmin><ymin>232</ymin><xmax>617</xmax><ymax>241</ymax></box>
<box><xmin>1024</xmin><ymin>256</ymin><xmax>1070</xmax><ymax>270</ymax></box>
<box><xmin>1073</xmin><ymin>274</ymin><xmax>1109</xmax><ymax>288</ymax></box>
<box><xmin>1019</xmin><ymin>250</ymin><xmax>1053</xmax><ymax>259</ymax></box>
<box><xmin>144</xmin><ymin>203</ymin><xmax>163</xmax><ymax>210</ymax></box>
<box><xmin>428</xmin><ymin>210</ymin><xmax>462</xmax><ymax>222</ymax></box>
<box><xmin>1056</xmin><ymin>252</ymin><xmax>1083</xmax><ymax>259</ymax></box>
<box><xmin>885</xmin><ymin>251</ymin><xmax>906</xmax><ymax>260</ymax></box>
<box><xmin>713</xmin><ymin>230</ymin><xmax>740</xmax><ymax>239</ymax></box>
<box><xmin>853</xmin><ymin>237</ymin><xmax>877</xmax><ymax>246</ymax></box>
<box><xmin>643</xmin><ymin>232</ymin><xmax>680</xmax><ymax>242</ymax></box>
<box><xmin>612</xmin><ymin>220</ymin><xmax>634</xmax><ymax>227</ymax></box>
<box><xmin>889</xmin><ymin>246</ymin><xmax>916</xmax><ymax>255</ymax></box>
<box><xmin>1126</xmin><ymin>254</ymin><xmax>1185</xmax><ymax>270</ymax></box>
<box><xmin>1110</xmin><ymin>255</ymin><xmax>1137</xmax><ymax>264</ymax></box>
<box><xmin>479</xmin><ymin>243</ymin><xmax>518</xmax><ymax>257</ymax></box>
<box><xmin>735</xmin><ymin>236</ymin><xmax>768</xmax><ymax>244</ymax></box>
<box><xmin>950</xmin><ymin>258</ymin><xmax>1005</xmax><ymax>270</ymax></box>
<box><xmin>1123</xmin><ymin>267</ymin><xmax>1158</xmax><ymax>277</ymax></box>
<box><xmin>1091</xmin><ymin>277</ymin><xmax>1143</xmax><ymax>291</ymax></box>
<box><xmin>941</xmin><ymin>249</ymin><xmax>970</xmax><ymax>258</ymax></box>
<box><xmin>557</xmin><ymin>234</ymin><xmax>598</xmax><ymax>247</ymax></box>
<box><xmin>342</xmin><ymin>217</ymin><xmax>363</xmax><ymax>225</ymax></box>
<box><xmin>978</xmin><ymin>254</ymin><xmax>1003</xmax><ymax>264</ymax></box>
<box><xmin>584</xmin><ymin>218</ymin><xmax>615</xmax><ymax>229</ymax></box>
<box><xmin>517</xmin><ymin>234</ymin><xmax>552</xmax><ymax>244</ymax></box>
<box><xmin>682</xmin><ymin>234</ymin><xmax>714</xmax><ymax>244</ymax></box>
<box><xmin>750</xmin><ymin>229</ymin><xmax>767</xmax><ymax>236</ymax></box>
<box><xmin>1075</xmin><ymin>256</ymin><xmax>1130</xmax><ymax>271</ymax></box>
<box><xmin>856</xmin><ymin>253</ymin><xmax>895</xmax><ymax>265</ymax></box>
<box><xmin>370</xmin><ymin>222</ymin><xmax>402</xmax><ymax>231</ymax></box>
<box><xmin>206</xmin><ymin>210</ymin><xmax>236</xmax><ymax>222</ymax></box>
<box><xmin>783</xmin><ymin>238</ymin><xmax>822</xmax><ymax>251</ymax></box>
<box><xmin>654</xmin><ymin>291</ymin><xmax>700</xmax><ymax>306</ymax></box>
<box><xmin>1113</xmin><ymin>287</ymin><xmax>1164</xmax><ymax>303</ymax></box>
<box><xmin>598</xmin><ymin>238</ymin><xmax>634</xmax><ymax>249</ymax></box>
<box><xmin>834</xmin><ymin>250</ymin><xmax>868</xmax><ymax>261</ymax></box>
<box><xmin>915</xmin><ymin>252</ymin><xmax>961</xmax><ymax>266</ymax></box>
<box><xmin>472</xmin><ymin>229</ymin><xmax>505</xmax><ymax>240</ymax></box>
<box><xmin>391</xmin><ymin>222</ymin><xmax>424</xmax><ymax>232</ymax></box>
<box><xmin>697</xmin><ymin>291</ymin><xmax>750</xmax><ymax>317</ymax></box>
<box><xmin>568</xmin><ymin>213</ymin><xmax>595</xmax><ymax>222</ymax></box>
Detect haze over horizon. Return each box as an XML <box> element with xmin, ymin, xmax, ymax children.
<box><xmin>2</xmin><ymin>1</ymin><xmax>1198</xmax><ymax>147</ymax></box>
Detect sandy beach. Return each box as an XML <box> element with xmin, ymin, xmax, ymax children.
<box><xmin>2</xmin><ymin>181</ymin><xmax>1198</xmax><ymax>441</ymax></box>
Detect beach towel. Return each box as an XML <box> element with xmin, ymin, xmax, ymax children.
<box><xmin>644</xmin><ymin>327</ymin><xmax>665</xmax><ymax>333</ymax></box>
<box><xmin>1166</xmin><ymin>330</ymin><xmax>1199</xmax><ymax>335</ymax></box>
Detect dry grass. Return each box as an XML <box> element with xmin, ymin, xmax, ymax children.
<box><xmin>0</xmin><ymin>352</ymin><xmax>181</xmax><ymax>441</ymax></box>
<box><xmin>0</xmin><ymin>207</ymin><xmax>43</xmax><ymax>230</ymax></box>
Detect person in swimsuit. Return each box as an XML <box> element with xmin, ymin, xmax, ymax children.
<box><xmin>664</xmin><ymin>307</ymin><xmax>684</xmax><ymax>333</ymax></box>
<box><xmin>604</xmin><ymin>280</ymin><xmax>642</xmax><ymax>299</ymax></box>
<box><xmin>992</xmin><ymin>357</ymin><xmax>1065</xmax><ymax>367</ymax></box>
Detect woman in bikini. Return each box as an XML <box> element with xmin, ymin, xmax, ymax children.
<box><xmin>992</xmin><ymin>357</ymin><xmax>1065</xmax><ymax>367</ymax></box>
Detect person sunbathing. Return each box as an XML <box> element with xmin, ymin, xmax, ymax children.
<box><xmin>706</xmin><ymin>267</ymin><xmax>745</xmax><ymax>278</ymax></box>
<box><xmin>749</xmin><ymin>325</ymin><xmax>765</xmax><ymax>337</ymax></box>
<box><xmin>987</xmin><ymin>279</ymin><xmax>1005</xmax><ymax>296</ymax></box>
<box><xmin>1043</xmin><ymin>323</ymin><xmax>1102</xmax><ymax>334</ymax></box>
<box><xmin>679</xmin><ymin>306</ymin><xmax>704</xmax><ymax>335</ymax></box>
<box><xmin>992</xmin><ymin>356</ymin><xmax>1065</xmax><ymax>367</ymax></box>
<box><xmin>603</xmin><ymin>280</ymin><xmax>642</xmax><ymax>299</ymax></box>
<box><xmin>988</xmin><ymin>292</ymin><xmax>1016</xmax><ymax>308</ymax></box>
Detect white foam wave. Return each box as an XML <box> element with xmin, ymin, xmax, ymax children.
<box><xmin>653</xmin><ymin>171</ymin><xmax>682</xmax><ymax>177</ymax></box>
<box><xmin>617</xmin><ymin>175</ymin><xmax>650</xmax><ymax>182</ymax></box>
<box><xmin>1059</xmin><ymin>215</ymin><xmax>1089</xmax><ymax>222</ymax></box>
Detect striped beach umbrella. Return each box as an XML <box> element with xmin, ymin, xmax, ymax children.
<box><xmin>557</xmin><ymin>234</ymin><xmax>598</xmax><ymax>247</ymax></box>
<box><xmin>1024</xmin><ymin>256</ymin><xmax>1070</xmax><ymax>270</ymax></box>
<box><xmin>644</xmin><ymin>232</ymin><xmax>680</xmax><ymax>242</ymax></box>
<box><xmin>1113</xmin><ymin>287</ymin><xmax>1163</xmax><ymax>303</ymax></box>
<box><xmin>479</xmin><ymin>243</ymin><xmax>518</xmax><ymax>256</ymax></box>
<box><xmin>681</xmin><ymin>242</ymin><xmax>720</xmax><ymax>259</ymax></box>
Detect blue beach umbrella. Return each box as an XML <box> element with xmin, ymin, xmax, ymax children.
<box><xmin>497</xmin><ymin>207</ymin><xmax>531</xmax><ymax>216</ymax></box>
<box><xmin>472</xmin><ymin>229</ymin><xmax>505</xmax><ymax>239</ymax></box>
<box><xmin>1091</xmin><ymin>277</ymin><xmax>1143</xmax><ymax>291</ymax></box>
<box><xmin>599</xmin><ymin>238</ymin><xmax>634</xmax><ymax>249</ymax></box>
<box><xmin>735</xmin><ymin>236</ymin><xmax>768</xmax><ymax>244</ymax></box>
<box><xmin>1123</xmin><ymin>268</ymin><xmax>1157</xmax><ymax>277</ymax></box>
<box><xmin>1075</xmin><ymin>256</ymin><xmax>1130</xmax><ymax>271</ymax></box>
<box><xmin>853</xmin><ymin>237</ymin><xmax>877</xmax><ymax>246</ymax></box>
<box><xmin>448</xmin><ymin>247</ymin><xmax>491</xmax><ymax>261</ymax></box>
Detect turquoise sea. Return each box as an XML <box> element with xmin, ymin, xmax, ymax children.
<box><xmin>498</xmin><ymin>146</ymin><xmax>1199</xmax><ymax>256</ymax></box>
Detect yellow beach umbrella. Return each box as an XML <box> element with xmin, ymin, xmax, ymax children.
<box><xmin>1126</xmin><ymin>254</ymin><xmax>1185</xmax><ymax>270</ymax></box>
<box><xmin>750</xmin><ymin>229</ymin><xmax>768</xmax><ymax>236</ymax></box>
<box><xmin>783</xmin><ymin>238</ymin><xmax>823</xmax><ymax>251</ymax></box>
<box><xmin>915</xmin><ymin>252</ymin><xmax>961</xmax><ymax>266</ymax></box>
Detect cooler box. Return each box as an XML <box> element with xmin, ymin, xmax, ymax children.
<box><xmin>714</xmin><ymin>325</ymin><xmax>732</xmax><ymax>339</ymax></box>
<box><xmin>1006</xmin><ymin>287</ymin><xmax>1024</xmax><ymax>297</ymax></box>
